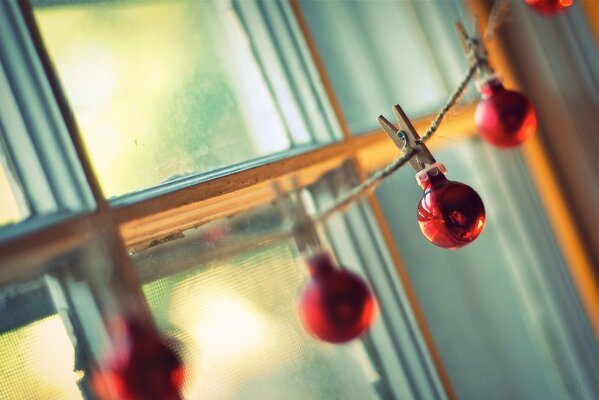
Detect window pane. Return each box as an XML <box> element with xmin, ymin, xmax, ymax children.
<box><xmin>375</xmin><ymin>139</ymin><xmax>599</xmax><ymax>399</ymax></box>
<box><xmin>139</xmin><ymin>239</ymin><xmax>380</xmax><ymax>400</ymax></box>
<box><xmin>299</xmin><ymin>0</ymin><xmax>473</xmax><ymax>134</ymax></box>
<box><xmin>33</xmin><ymin>1</ymin><xmax>336</xmax><ymax>198</ymax></box>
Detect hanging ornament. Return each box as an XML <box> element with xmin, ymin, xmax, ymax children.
<box><xmin>44</xmin><ymin>236</ymin><xmax>184</xmax><ymax>400</ymax></box>
<box><xmin>416</xmin><ymin>163</ymin><xmax>485</xmax><ymax>249</ymax></box>
<box><xmin>299</xmin><ymin>251</ymin><xmax>376</xmax><ymax>343</ymax></box>
<box><xmin>378</xmin><ymin>104</ymin><xmax>486</xmax><ymax>248</ymax></box>
<box><xmin>474</xmin><ymin>77</ymin><xmax>537</xmax><ymax>148</ymax></box>
<box><xmin>93</xmin><ymin>317</ymin><xmax>184</xmax><ymax>400</ymax></box>
<box><xmin>455</xmin><ymin>21</ymin><xmax>536</xmax><ymax>148</ymax></box>
<box><xmin>524</xmin><ymin>0</ymin><xmax>574</xmax><ymax>15</ymax></box>
<box><xmin>282</xmin><ymin>184</ymin><xmax>376</xmax><ymax>343</ymax></box>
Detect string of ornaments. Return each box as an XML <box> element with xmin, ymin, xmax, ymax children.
<box><xmin>300</xmin><ymin>0</ymin><xmax>564</xmax><ymax>345</ymax></box>
<box><xmin>90</xmin><ymin>1</ymin><xmax>574</xmax><ymax>398</ymax></box>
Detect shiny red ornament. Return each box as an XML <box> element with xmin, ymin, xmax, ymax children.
<box><xmin>93</xmin><ymin>318</ymin><xmax>184</xmax><ymax>400</ymax></box>
<box><xmin>417</xmin><ymin>166</ymin><xmax>485</xmax><ymax>249</ymax></box>
<box><xmin>299</xmin><ymin>252</ymin><xmax>376</xmax><ymax>343</ymax></box>
<box><xmin>524</xmin><ymin>0</ymin><xmax>574</xmax><ymax>15</ymax></box>
<box><xmin>475</xmin><ymin>78</ymin><xmax>537</xmax><ymax>148</ymax></box>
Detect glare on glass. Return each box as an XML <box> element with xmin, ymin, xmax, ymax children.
<box><xmin>34</xmin><ymin>1</ymin><xmax>291</xmax><ymax>197</ymax></box>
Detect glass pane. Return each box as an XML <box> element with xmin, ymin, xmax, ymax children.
<box><xmin>375</xmin><ymin>139</ymin><xmax>599</xmax><ymax>400</ymax></box>
<box><xmin>33</xmin><ymin>1</ymin><xmax>326</xmax><ymax>198</ymax></box>
<box><xmin>139</xmin><ymin>240</ymin><xmax>380</xmax><ymax>400</ymax></box>
<box><xmin>299</xmin><ymin>0</ymin><xmax>474</xmax><ymax>134</ymax></box>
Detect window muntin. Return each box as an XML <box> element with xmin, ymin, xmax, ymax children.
<box><xmin>33</xmin><ymin>0</ymin><xmax>340</xmax><ymax>199</ymax></box>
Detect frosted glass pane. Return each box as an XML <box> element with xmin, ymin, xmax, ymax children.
<box><xmin>34</xmin><ymin>1</ymin><xmax>293</xmax><ymax>197</ymax></box>
<box><xmin>142</xmin><ymin>242</ymin><xmax>380</xmax><ymax>400</ymax></box>
<box><xmin>299</xmin><ymin>0</ymin><xmax>471</xmax><ymax>133</ymax></box>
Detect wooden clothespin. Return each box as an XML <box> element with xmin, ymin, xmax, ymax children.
<box><xmin>378</xmin><ymin>104</ymin><xmax>448</xmax><ymax>188</ymax></box>
<box><xmin>455</xmin><ymin>20</ymin><xmax>493</xmax><ymax>78</ymax></box>
<box><xmin>273</xmin><ymin>181</ymin><xmax>321</xmax><ymax>255</ymax></box>
<box><xmin>294</xmin><ymin>189</ymin><xmax>321</xmax><ymax>254</ymax></box>
<box><xmin>377</xmin><ymin>104</ymin><xmax>436</xmax><ymax>172</ymax></box>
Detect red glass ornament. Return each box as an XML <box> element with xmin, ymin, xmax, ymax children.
<box><xmin>475</xmin><ymin>79</ymin><xmax>537</xmax><ymax>148</ymax></box>
<box><xmin>524</xmin><ymin>0</ymin><xmax>574</xmax><ymax>15</ymax></box>
<box><xmin>93</xmin><ymin>318</ymin><xmax>184</xmax><ymax>400</ymax></box>
<box><xmin>417</xmin><ymin>166</ymin><xmax>485</xmax><ymax>249</ymax></box>
<box><xmin>299</xmin><ymin>252</ymin><xmax>376</xmax><ymax>343</ymax></box>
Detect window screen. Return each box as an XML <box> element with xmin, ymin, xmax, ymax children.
<box><xmin>140</xmin><ymin>241</ymin><xmax>380</xmax><ymax>400</ymax></box>
<box><xmin>0</xmin><ymin>316</ymin><xmax>82</xmax><ymax>400</ymax></box>
<box><xmin>0</xmin><ymin>280</ymin><xmax>82</xmax><ymax>400</ymax></box>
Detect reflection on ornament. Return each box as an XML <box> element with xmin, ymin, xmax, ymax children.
<box><xmin>93</xmin><ymin>317</ymin><xmax>184</xmax><ymax>400</ymax></box>
<box><xmin>299</xmin><ymin>252</ymin><xmax>376</xmax><ymax>343</ymax></box>
<box><xmin>524</xmin><ymin>0</ymin><xmax>574</xmax><ymax>16</ymax></box>
<box><xmin>475</xmin><ymin>78</ymin><xmax>537</xmax><ymax>148</ymax></box>
<box><xmin>417</xmin><ymin>165</ymin><xmax>485</xmax><ymax>249</ymax></box>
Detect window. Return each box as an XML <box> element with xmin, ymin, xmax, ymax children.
<box><xmin>1</xmin><ymin>0</ymin><xmax>597</xmax><ymax>399</ymax></box>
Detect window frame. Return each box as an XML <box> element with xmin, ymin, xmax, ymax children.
<box><xmin>0</xmin><ymin>0</ymin><xmax>98</xmax><ymax>243</ymax></box>
<box><xmin>0</xmin><ymin>1</ymin><xmax>597</xmax><ymax>400</ymax></box>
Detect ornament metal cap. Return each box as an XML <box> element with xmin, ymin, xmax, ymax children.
<box><xmin>415</xmin><ymin>162</ymin><xmax>448</xmax><ymax>188</ymax></box>
<box><xmin>475</xmin><ymin>73</ymin><xmax>502</xmax><ymax>92</ymax></box>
